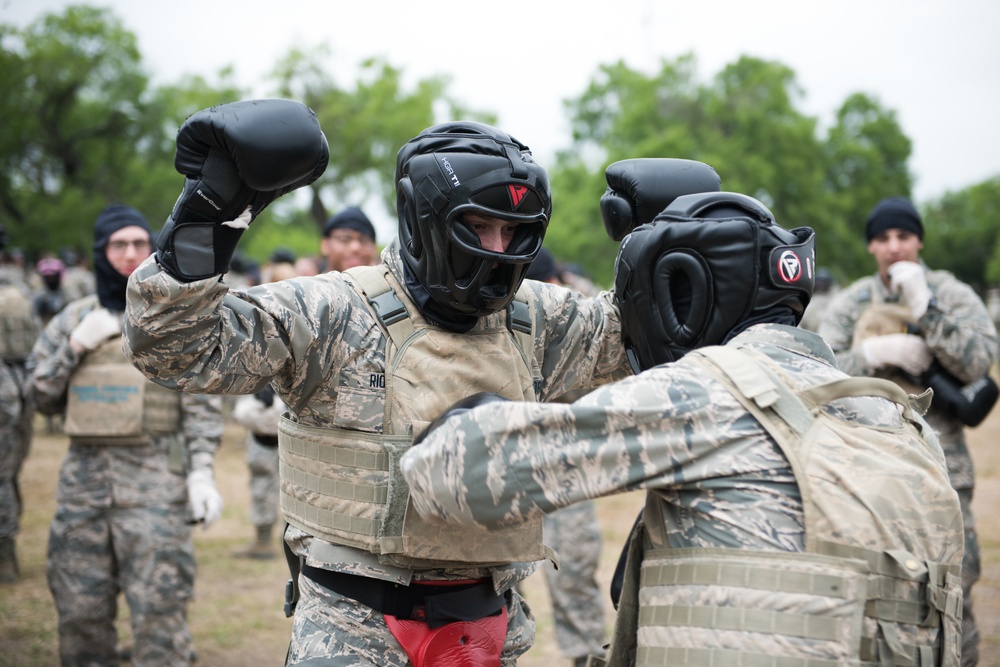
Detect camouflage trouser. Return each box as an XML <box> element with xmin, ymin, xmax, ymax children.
<box><xmin>47</xmin><ymin>503</ymin><xmax>196</xmax><ymax>666</ymax></box>
<box><xmin>285</xmin><ymin>573</ymin><xmax>536</xmax><ymax>666</ymax></box>
<box><xmin>0</xmin><ymin>362</ymin><xmax>32</xmax><ymax>540</ymax></box>
<box><xmin>245</xmin><ymin>435</ymin><xmax>279</xmax><ymax>528</ymax></box>
<box><xmin>958</xmin><ymin>488</ymin><xmax>980</xmax><ymax>667</ymax></box>
<box><xmin>542</xmin><ymin>500</ymin><xmax>607</xmax><ymax>659</ymax></box>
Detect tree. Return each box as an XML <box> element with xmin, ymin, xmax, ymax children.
<box><xmin>547</xmin><ymin>54</ymin><xmax>915</xmax><ymax>287</ymax></box>
<box><xmin>821</xmin><ymin>93</ymin><xmax>913</xmax><ymax>279</ymax></box>
<box><xmin>922</xmin><ymin>176</ymin><xmax>1000</xmax><ymax>291</ymax></box>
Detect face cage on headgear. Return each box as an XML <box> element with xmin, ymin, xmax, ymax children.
<box><xmin>397</xmin><ymin>147</ymin><xmax>551</xmax><ymax>317</ymax></box>
<box><xmin>614</xmin><ymin>195</ymin><xmax>815</xmax><ymax>373</ymax></box>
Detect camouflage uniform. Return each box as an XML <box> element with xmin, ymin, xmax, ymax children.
<box><xmin>230</xmin><ymin>389</ymin><xmax>285</xmax><ymax>557</ymax></box>
<box><xmin>29</xmin><ymin>293</ymin><xmax>223</xmax><ymax>666</ymax></box>
<box><xmin>122</xmin><ymin>241</ymin><xmax>627</xmax><ymax>666</ymax></box>
<box><xmin>0</xmin><ymin>267</ymin><xmax>40</xmax><ymax>580</ymax></box>
<box><xmin>818</xmin><ymin>268</ymin><xmax>999</xmax><ymax>667</ymax></box>
<box><xmin>401</xmin><ymin>324</ymin><xmax>964</xmax><ymax>666</ymax></box>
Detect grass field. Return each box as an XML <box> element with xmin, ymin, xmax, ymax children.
<box><xmin>2</xmin><ymin>409</ymin><xmax>998</xmax><ymax>666</ymax></box>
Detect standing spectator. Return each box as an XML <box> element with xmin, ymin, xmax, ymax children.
<box><xmin>59</xmin><ymin>247</ymin><xmax>97</xmax><ymax>302</ymax></box>
<box><xmin>230</xmin><ymin>385</ymin><xmax>287</xmax><ymax>560</ymax></box>
<box><xmin>0</xmin><ymin>225</ymin><xmax>41</xmax><ymax>583</ymax></box>
<box><xmin>319</xmin><ymin>206</ymin><xmax>378</xmax><ymax>272</ymax></box>
<box><xmin>29</xmin><ymin>205</ymin><xmax>225</xmax><ymax>665</ymax></box>
<box><xmin>818</xmin><ymin>196</ymin><xmax>998</xmax><ymax>666</ymax></box>
<box><xmin>524</xmin><ymin>247</ymin><xmax>607</xmax><ymax>667</ymax></box>
<box><xmin>798</xmin><ymin>266</ymin><xmax>836</xmax><ymax>333</ymax></box>
<box><xmin>33</xmin><ymin>257</ymin><xmax>71</xmax><ymax>325</ymax></box>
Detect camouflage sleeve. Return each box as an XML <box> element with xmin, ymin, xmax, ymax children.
<box><xmin>179</xmin><ymin>391</ymin><xmax>224</xmax><ymax>460</ymax></box>
<box><xmin>529</xmin><ymin>281</ymin><xmax>631</xmax><ymax>400</ymax></box>
<box><xmin>400</xmin><ymin>362</ymin><xmax>754</xmax><ymax>530</ymax></box>
<box><xmin>124</xmin><ymin>256</ymin><xmax>355</xmax><ymax>406</ymax></box>
<box><xmin>26</xmin><ymin>297</ymin><xmax>92</xmax><ymax>415</ymax></box>
<box><xmin>921</xmin><ymin>274</ymin><xmax>999</xmax><ymax>383</ymax></box>
<box><xmin>817</xmin><ymin>280</ymin><xmax>871</xmax><ymax>377</ymax></box>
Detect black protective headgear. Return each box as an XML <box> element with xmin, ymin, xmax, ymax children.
<box><xmin>395</xmin><ymin>121</ymin><xmax>551</xmax><ymax>317</ymax></box>
<box><xmin>614</xmin><ymin>192</ymin><xmax>816</xmax><ymax>373</ymax></box>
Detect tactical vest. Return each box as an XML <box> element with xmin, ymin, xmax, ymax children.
<box><xmin>64</xmin><ymin>333</ymin><xmax>182</xmax><ymax>445</ymax></box>
<box><xmin>0</xmin><ymin>284</ymin><xmax>38</xmax><ymax>362</ymax></box>
<box><xmin>278</xmin><ymin>265</ymin><xmax>553</xmax><ymax>570</ymax></box>
<box><xmin>604</xmin><ymin>345</ymin><xmax>963</xmax><ymax>667</ymax></box>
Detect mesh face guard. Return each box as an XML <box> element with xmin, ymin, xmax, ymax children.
<box><xmin>396</xmin><ymin>122</ymin><xmax>551</xmax><ymax>317</ymax></box>
<box><xmin>614</xmin><ymin>192</ymin><xmax>816</xmax><ymax>373</ymax></box>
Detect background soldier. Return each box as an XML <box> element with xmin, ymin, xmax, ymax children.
<box><xmin>524</xmin><ymin>246</ymin><xmax>607</xmax><ymax>667</ymax></box>
<box><xmin>28</xmin><ymin>205</ymin><xmax>225</xmax><ymax>665</ymax></box>
<box><xmin>319</xmin><ymin>205</ymin><xmax>379</xmax><ymax>272</ymax></box>
<box><xmin>818</xmin><ymin>196</ymin><xmax>998</xmax><ymax>666</ymax></box>
<box><xmin>402</xmin><ymin>191</ymin><xmax>964</xmax><ymax>666</ymax></box>
<box><xmin>0</xmin><ymin>225</ymin><xmax>41</xmax><ymax>583</ymax></box>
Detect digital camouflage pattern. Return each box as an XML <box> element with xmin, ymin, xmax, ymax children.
<box><xmin>401</xmin><ymin>325</ymin><xmax>963</xmax><ymax>665</ymax></box>
<box><xmin>0</xmin><ymin>269</ymin><xmax>38</xmax><ymax>549</ymax></box>
<box><xmin>819</xmin><ymin>267</ymin><xmax>998</xmax><ymax>667</ymax></box>
<box><xmin>123</xmin><ymin>240</ymin><xmax>629</xmax><ymax>665</ymax></box>
<box><xmin>540</xmin><ymin>501</ymin><xmax>607</xmax><ymax>661</ymax></box>
<box><xmin>28</xmin><ymin>294</ymin><xmax>223</xmax><ymax>666</ymax></box>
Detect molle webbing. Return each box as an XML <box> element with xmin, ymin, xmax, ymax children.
<box><xmin>280</xmin><ymin>266</ymin><xmax>550</xmax><ymax>569</ymax></box>
<box><xmin>278</xmin><ymin>417</ymin><xmax>402</xmax><ymax>552</ymax></box>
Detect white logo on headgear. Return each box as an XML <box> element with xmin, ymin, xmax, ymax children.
<box><xmin>778</xmin><ymin>250</ymin><xmax>802</xmax><ymax>283</ymax></box>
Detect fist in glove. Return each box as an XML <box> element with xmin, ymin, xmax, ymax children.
<box><xmin>69</xmin><ymin>308</ymin><xmax>122</xmax><ymax>353</ymax></box>
<box><xmin>888</xmin><ymin>261</ymin><xmax>932</xmax><ymax>319</ymax></box>
<box><xmin>186</xmin><ymin>466</ymin><xmax>223</xmax><ymax>528</ymax></box>
<box><xmin>861</xmin><ymin>333</ymin><xmax>934</xmax><ymax>376</ymax></box>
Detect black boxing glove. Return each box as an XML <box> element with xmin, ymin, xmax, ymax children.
<box><xmin>922</xmin><ymin>363</ymin><xmax>999</xmax><ymax>427</ymax></box>
<box><xmin>411</xmin><ymin>392</ymin><xmax>509</xmax><ymax>446</ymax></box>
<box><xmin>156</xmin><ymin>99</ymin><xmax>330</xmax><ymax>282</ymax></box>
<box><xmin>600</xmin><ymin>158</ymin><xmax>721</xmax><ymax>242</ymax></box>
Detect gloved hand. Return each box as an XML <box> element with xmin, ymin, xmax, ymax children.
<box><xmin>412</xmin><ymin>392</ymin><xmax>509</xmax><ymax>446</ymax></box>
<box><xmin>600</xmin><ymin>158</ymin><xmax>722</xmax><ymax>241</ymax></box>
<box><xmin>156</xmin><ymin>99</ymin><xmax>329</xmax><ymax>282</ymax></box>
<box><xmin>888</xmin><ymin>261</ymin><xmax>932</xmax><ymax>319</ymax></box>
<box><xmin>186</xmin><ymin>454</ymin><xmax>223</xmax><ymax>528</ymax></box>
<box><xmin>861</xmin><ymin>333</ymin><xmax>934</xmax><ymax>376</ymax></box>
<box><xmin>69</xmin><ymin>308</ymin><xmax>122</xmax><ymax>352</ymax></box>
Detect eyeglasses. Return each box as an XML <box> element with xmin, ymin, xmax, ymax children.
<box><xmin>328</xmin><ymin>233</ymin><xmax>374</xmax><ymax>246</ymax></box>
<box><xmin>107</xmin><ymin>239</ymin><xmax>151</xmax><ymax>254</ymax></box>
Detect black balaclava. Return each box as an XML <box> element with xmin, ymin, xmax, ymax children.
<box><xmin>93</xmin><ymin>205</ymin><xmax>152</xmax><ymax>312</ymax></box>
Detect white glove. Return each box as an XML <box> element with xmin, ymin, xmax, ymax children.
<box><xmin>861</xmin><ymin>333</ymin><xmax>934</xmax><ymax>376</ymax></box>
<box><xmin>889</xmin><ymin>261</ymin><xmax>932</xmax><ymax>319</ymax></box>
<box><xmin>186</xmin><ymin>465</ymin><xmax>223</xmax><ymax>528</ymax></box>
<box><xmin>69</xmin><ymin>308</ymin><xmax>122</xmax><ymax>351</ymax></box>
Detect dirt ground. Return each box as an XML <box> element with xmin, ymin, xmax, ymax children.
<box><xmin>2</xmin><ymin>407</ymin><xmax>999</xmax><ymax>666</ymax></box>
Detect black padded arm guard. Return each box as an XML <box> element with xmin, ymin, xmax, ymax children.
<box><xmin>600</xmin><ymin>158</ymin><xmax>721</xmax><ymax>242</ymax></box>
<box><xmin>156</xmin><ymin>99</ymin><xmax>330</xmax><ymax>282</ymax></box>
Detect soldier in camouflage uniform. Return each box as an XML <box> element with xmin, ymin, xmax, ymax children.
<box><xmin>122</xmin><ymin>113</ymin><xmax>631</xmax><ymax>666</ymax></box>
<box><xmin>28</xmin><ymin>205</ymin><xmax>224</xmax><ymax>666</ymax></box>
<box><xmin>0</xmin><ymin>225</ymin><xmax>41</xmax><ymax>583</ymax></box>
<box><xmin>402</xmin><ymin>192</ymin><xmax>965</xmax><ymax>667</ymax></box>
<box><xmin>818</xmin><ymin>196</ymin><xmax>998</xmax><ymax>667</ymax></box>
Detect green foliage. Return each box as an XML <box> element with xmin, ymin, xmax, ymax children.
<box><xmin>548</xmin><ymin>53</ymin><xmax>921</xmax><ymax>286</ymax></box>
<box><xmin>923</xmin><ymin>177</ymin><xmax>1000</xmax><ymax>291</ymax></box>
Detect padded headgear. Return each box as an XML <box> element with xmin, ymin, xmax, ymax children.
<box><xmin>614</xmin><ymin>192</ymin><xmax>816</xmax><ymax>373</ymax></box>
<box><xmin>395</xmin><ymin>121</ymin><xmax>551</xmax><ymax>317</ymax></box>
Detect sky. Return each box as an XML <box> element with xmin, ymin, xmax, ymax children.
<box><xmin>3</xmin><ymin>0</ymin><xmax>999</xmax><ymax>236</ymax></box>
